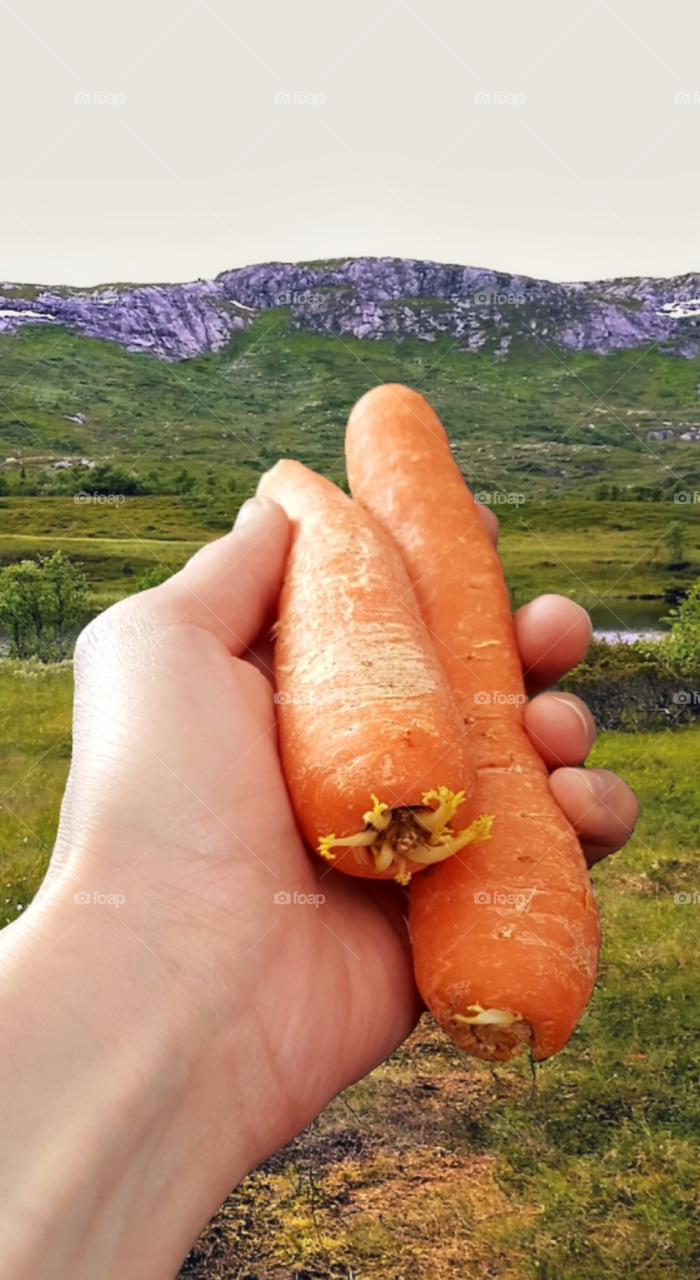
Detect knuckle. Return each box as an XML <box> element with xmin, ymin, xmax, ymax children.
<box><xmin>73</xmin><ymin>596</ymin><xmax>143</xmax><ymax>669</ymax></box>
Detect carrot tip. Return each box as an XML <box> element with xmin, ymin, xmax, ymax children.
<box><xmin>455</xmin><ymin>1003</ymin><xmax>523</xmax><ymax>1028</ymax></box>
<box><xmin>451</xmin><ymin>1006</ymin><xmax>534</xmax><ymax>1062</ymax></box>
<box><xmin>317</xmin><ymin>789</ymin><xmax>485</xmax><ymax>883</ymax></box>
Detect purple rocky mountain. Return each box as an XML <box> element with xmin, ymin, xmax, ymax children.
<box><xmin>1</xmin><ymin>258</ymin><xmax>699</xmax><ymax>362</ymax></box>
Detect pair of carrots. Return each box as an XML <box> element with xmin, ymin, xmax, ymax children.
<box><xmin>258</xmin><ymin>386</ymin><xmax>600</xmax><ymax>1063</ymax></box>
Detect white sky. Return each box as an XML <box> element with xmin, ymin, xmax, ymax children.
<box><xmin>1</xmin><ymin>0</ymin><xmax>698</xmax><ymax>287</ymax></box>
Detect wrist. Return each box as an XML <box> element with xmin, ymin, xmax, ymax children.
<box><xmin>0</xmin><ymin>882</ymin><xmax>252</xmax><ymax>1279</ymax></box>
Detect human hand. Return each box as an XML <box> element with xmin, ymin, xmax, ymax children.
<box><xmin>0</xmin><ymin>496</ymin><xmax>637</xmax><ymax>1279</ymax></box>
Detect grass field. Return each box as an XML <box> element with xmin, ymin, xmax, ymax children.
<box><xmin>1</xmin><ymin>658</ymin><xmax>699</xmax><ymax>1279</ymax></box>
<box><xmin>3</xmin><ymin>318</ymin><xmax>700</xmax><ymax>500</ymax></box>
<box><xmin>0</xmin><ymin>495</ymin><xmax>697</xmax><ymax>613</ymax></box>
<box><xmin>2</xmin><ymin>316</ymin><xmax>700</xmax><ymax>1277</ymax></box>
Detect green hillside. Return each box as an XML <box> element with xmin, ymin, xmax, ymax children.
<box><xmin>2</xmin><ymin>316</ymin><xmax>700</xmax><ymax>501</ymax></box>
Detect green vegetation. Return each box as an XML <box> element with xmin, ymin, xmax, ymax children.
<box><xmin>2</xmin><ymin>318</ymin><xmax>700</xmax><ymax>1276</ymax></box>
<box><xmin>0</xmin><ymin>661</ymin><xmax>73</xmax><ymax>921</ymax></box>
<box><xmin>1</xmin><ymin>658</ymin><xmax>696</xmax><ymax>1278</ymax></box>
<box><xmin>0</xmin><ymin>496</ymin><xmax>697</xmax><ymax>618</ymax></box>
<box><xmin>1</xmin><ymin>317</ymin><xmax>699</xmax><ymax>629</ymax></box>
<box><xmin>656</xmin><ymin>581</ymin><xmax>700</xmax><ymax>675</ymax></box>
<box><xmin>2</xmin><ymin>317</ymin><xmax>700</xmax><ymax>501</ymax></box>
<box><xmin>0</xmin><ymin>552</ymin><xmax>87</xmax><ymax>659</ymax></box>
<box><xmin>182</xmin><ymin>726</ymin><xmax>700</xmax><ymax>1280</ymax></box>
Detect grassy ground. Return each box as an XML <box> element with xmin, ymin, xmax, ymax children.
<box><xmin>181</xmin><ymin>725</ymin><xmax>700</xmax><ymax>1280</ymax></box>
<box><xmin>0</xmin><ymin>661</ymin><xmax>73</xmax><ymax>919</ymax></box>
<box><xmin>2</xmin><ymin>316</ymin><xmax>700</xmax><ymax>1276</ymax></box>
<box><xmin>1</xmin><ymin>658</ymin><xmax>699</xmax><ymax>1279</ymax></box>
<box><xmin>3</xmin><ymin>318</ymin><xmax>700</xmax><ymax>499</ymax></box>
<box><xmin>0</xmin><ymin>496</ymin><xmax>696</xmax><ymax>613</ymax></box>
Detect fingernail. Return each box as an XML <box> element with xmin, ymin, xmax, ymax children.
<box><xmin>551</xmin><ymin>693</ymin><xmax>593</xmax><ymax>739</ymax></box>
<box><xmin>234</xmin><ymin>497</ymin><xmax>264</xmax><ymax>529</ymax></box>
<box><xmin>583</xmin><ymin>770</ymin><xmax>610</xmax><ymax>801</ymax></box>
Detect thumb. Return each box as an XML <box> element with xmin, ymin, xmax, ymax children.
<box><xmin>147</xmin><ymin>498</ymin><xmax>290</xmax><ymax>656</ymax></box>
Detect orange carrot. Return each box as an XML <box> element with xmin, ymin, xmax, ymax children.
<box><xmin>346</xmin><ymin>385</ymin><xmax>600</xmax><ymax>1059</ymax></box>
<box><xmin>257</xmin><ymin>460</ymin><xmax>485</xmax><ymax>884</ymax></box>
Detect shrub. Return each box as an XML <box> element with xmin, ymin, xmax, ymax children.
<box><xmin>0</xmin><ymin>552</ymin><xmax>88</xmax><ymax>661</ymax></box>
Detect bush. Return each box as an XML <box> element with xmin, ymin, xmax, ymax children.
<box><xmin>654</xmin><ymin>579</ymin><xmax>700</xmax><ymax>677</ymax></box>
<box><xmin>560</xmin><ymin>638</ymin><xmax>700</xmax><ymax>731</ymax></box>
<box><xmin>129</xmin><ymin>564</ymin><xmax>174</xmax><ymax>593</ymax></box>
<box><xmin>0</xmin><ymin>552</ymin><xmax>88</xmax><ymax>661</ymax></box>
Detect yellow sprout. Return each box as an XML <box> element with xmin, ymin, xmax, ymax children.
<box><xmin>317</xmin><ymin>790</ymin><xmax>494</xmax><ymax>884</ymax></box>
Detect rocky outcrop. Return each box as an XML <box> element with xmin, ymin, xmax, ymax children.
<box><xmin>1</xmin><ymin>258</ymin><xmax>699</xmax><ymax>362</ymax></box>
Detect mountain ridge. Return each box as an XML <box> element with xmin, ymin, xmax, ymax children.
<box><xmin>1</xmin><ymin>256</ymin><xmax>700</xmax><ymax>362</ymax></box>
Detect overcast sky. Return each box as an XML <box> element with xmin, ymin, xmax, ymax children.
<box><xmin>1</xmin><ymin>0</ymin><xmax>697</xmax><ymax>287</ymax></box>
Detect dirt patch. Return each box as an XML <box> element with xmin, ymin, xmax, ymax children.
<box><xmin>180</xmin><ymin>1017</ymin><xmax>530</xmax><ymax>1280</ymax></box>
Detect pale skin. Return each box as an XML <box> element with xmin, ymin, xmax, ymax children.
<box><xmin>0</xmin><ymin>496</ymin><xmax>638</xmax><ymax>1279</ymax></box>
